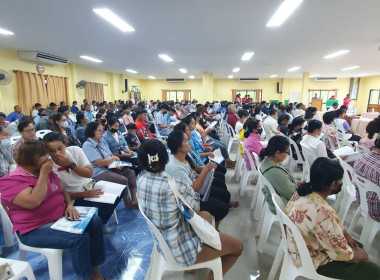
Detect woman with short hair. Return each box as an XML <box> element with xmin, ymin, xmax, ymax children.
<box><xmin>75</xmin><ymin>111</ymin><xmax>89</xmax><ymax>145</ymax></box>
<box><xmin>52</xmin><ymin>113</ymin><xmax>81</xmax><ymax>147</ymax></box>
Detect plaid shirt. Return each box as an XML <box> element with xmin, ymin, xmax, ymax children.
<box><xmin>354</xmin><ymin>150</ymin><xmax>380</xmax><ymax>222</ymax></box>
<box><xmin>137</xmin><ymin>171</ymin><xmax>201</xmax><ymax>267</ymax></box>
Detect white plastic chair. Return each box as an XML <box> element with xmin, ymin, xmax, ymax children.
<box><xmin>226</xmin><ymin>124</ymin><xmax>239</xmax><ymax>154</ymax></box>
<box><xmin>320</xmin><ymin>134</ymin><xmax>337</xmax><ymax>151</ymax></box>
<box><xmin>333</xmin><ymin>124</ymin><xmax>357</xmax><ymax>149</ymax></box>
<box><xmin>347</xmin><ymin>175</ymin><xmax>380</xmax><ymax>252</ymax></box>
<box><xmin>239</xmin><ymin>141</ymin><xmax>259</xmax><ymax>196</ymax></box>
<box><xmin>272</xmin><ymin>194</ymin><xmax>339</xmax><ymax>280</ymax></box>
<box><xmin>10</xmin><ymin>136</ymin><xmax>21</xmax><ymax>146</ymax></box>
<box><xmin>35</xmin><ymin>129</ymin><xmax>52</xmax><ymax>139</ymax></box>
<box><xmin>356</xmin><ymin>145</ymin><xmax>370</xmax><ymax>154</ymax></box>
<box><xmin>138</xmin><ymin>205</ymin><xmax>223</xmax><ymax>280</ymax></box>
<box><xmin>287</xmin><ymin>138</ymin><xmax>304</xmax><ymax>173</ymax></box>
<box><xmin>0</xmin><ymin>257</ymin><xmax>36</xmax><ymax>280</ymax></box>
<box><xmin>0</xmin><ymin>203</ymin><xmax>63</xmax><ymax>280</ymax></box>
<box><xmin>233</xmin><ymin>148</ymin><xmax>244</xmax><ymax>181</ymax></box>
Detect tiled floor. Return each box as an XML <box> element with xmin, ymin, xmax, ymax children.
<box><xmin>1</xmin><ymin>146</ymin><xmax>380</xmax><ymax>279</ymax></box>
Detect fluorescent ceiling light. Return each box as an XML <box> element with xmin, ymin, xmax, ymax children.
<box><xmin>354</xmin><ymin>73</ymin><xmax>370</xmax><ymax>77</ymax></box>
<box><xmin>241</xmin><ymin>52</ymin><xmax>254</xmax><ymax>61</ymax></box>
<box><xmin>80</xmin><ymin>55</ymin><xmax>103</xmax><ymax>63</ymax></box>
<box><xmin>126</xmin><ymin>69</ymin><xmax>138</xmax><ymax>74</ymax></box>
<box><xmin>158</xmin><ymin>54</ymin><xmax>173</xmax><ymax>62</ymax></box>
<box><xmin>341</xmin><ymin>66</ymin><xmax>360</xmax><ymax>71</ymax></box>
<box><xmin>323</xmin><ymin>49</ymin><xmax>350</xmax><ymax>59</ymax></box>
<box><xmin>0</xmin><ymin>27</ymin><xmax>14</xmax><ymax>35</ymax></box>
<box><xmin>288</xmin><ymin>66</ymin><xmax>300</xmax><ymax>72</ymax></box>
<box><xmin>267</xmin><ymin>0</ymin><xmax>303</xmax><ymax>27</ymax></box>
<box><xmin>269</xmin><ymin>74</ymin><xmax>278</xmax><ymax>78</ymax></box>
<box><xmin>189</xmin><ymin>75</ymin><xmax>195</xmax><ymax>79</ymax></box>
<box><xmin>148</xmin><ymin>76</ymin><xmax>156</xmax><ymax>79</ymax></box>
<box><xmin>93</xmin><ymin>8</ymin><xmax>135</xmax><ymax>32</ymax></box>
<box><xmin>179</xmin><ymin>68</ymin><xmax>188</xmax><ymax>73</ymax></box>
<box><xmin>232</xmin><ymin>68</ymin><xmax>240</xmax><ymax>73</ymax></box>
<box><xmin>228</xmin><ymin>75</ymin><xmax>234</xmax><ymax>79</ymax></box>
<box><xmin>309</xmin><ymin>74</ymin><xmax>320</xmax><ymax>78</ymax></box>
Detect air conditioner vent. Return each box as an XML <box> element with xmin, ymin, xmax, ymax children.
<box><xmin>314</xmin><ymin>77</ymin><xmax>337</xmax><ymax>81</ymax></box>
<box><xmin>166</xmin><ymin>78</ymin><xmax>185</xmax><ymax>83</ymax></box>
<box><xmin>238</xmin><ymin>78</ymin><xmax>259</xmax><ymax>82</ymax></box>
<box><xmin>18</xmin><ymin>51</ymin><xmax>68</xmax><ymax>65</ymax></box>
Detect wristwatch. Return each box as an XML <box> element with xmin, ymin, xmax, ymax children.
<box><xmin>68</xmin><ymin>162</ymin><xmax>77</xmax><ymax>170</ymax></box>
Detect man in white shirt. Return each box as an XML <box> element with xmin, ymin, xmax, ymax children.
<box><xmin>31</xmin><ymin>103</ymin><xmax>41</xmax><ymax>119</ymax></box>
<box><xmin>328</xmin><ymin>102</ymin><xmax>339</xmax><ymax>112</ymax></box>
<box><xmin>293</xmin><ymin>103</ymin><xmax>306</xmax><ymax>118</ymax></box>
<box><xmin>90</xmin><ymin>100</ymin><xmax>98</xmax><ymax>112</ymax></box>
<box><xmin>263</xmin><ymin>109</ymin><xmax>280</xmax><ymax>139</ymax></box>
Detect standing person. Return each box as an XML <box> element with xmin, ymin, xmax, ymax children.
<box><xmin>286</xmin><ymin>157</ymin><xmax>380</xmax><ymax>279</ymax></box>
<box><xmin>31</xmin><ymin>103</ymin><xmax>42</xmax><ymax>119</ymax></box>
<box><xmin>82</xmin><ymin>122</ymin><xmax>138</xmax><ymax>208</ymax></box>
<box><xmin>6</xmin><ymin>105</ymin><xmax>24</xmax><ymax>122</ymax></box>
<box><xmin>343</xmin><ymin>94</ymin><xmax>352</xmax><ymax>107</ymax></box>
<box><xmin>75</xmin><ymin>111</ymin><xmax>89</xmax><ymax>145</ymax></box>
<box><xmin>0</xmin><ymin>140</ymin><xmax>106</xmax><ymax>280</ymax></box>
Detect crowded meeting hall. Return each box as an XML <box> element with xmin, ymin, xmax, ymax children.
<box><xmin>1</xmin><ymin>1</ymin><xmax>380</xmax><ymax>280</ymax></box>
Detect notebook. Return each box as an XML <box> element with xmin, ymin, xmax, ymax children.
<box><xmin>199</xmin><ymin>169</ymin><xmax>214</xmax><ymax>202</ymax></box>
<box><xmin>84</xmin><ymin>180</ymin><xmax>125</xmax><ymax>204</ymax></box>
<box><xmin>108</xmin><ymin>160</ymin><xmax>132</xmax><ymax>169</ymax></box>
<box><xmin>208</xmin><ymin>148</ymin><xmax>224</xmax><ymax>164</ymax></box>
<box><xmin>50</xmin><ymin>206</ymin><xmax>97</xmax><ymax>234</ymax></box>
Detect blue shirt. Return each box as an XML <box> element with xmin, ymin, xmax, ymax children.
<box><xmin>67</xmin><ymin>117</ymin><xmax>76</xmax><ymax>137</ymax></box>
<box><xmin>190</xmin><ymin>131</ymin><xmax>207</xmax><ymax>163</ymax></box>
<box><xmin>6</xmin><ymin>112</ymin><xmax>24</xmax><ymax>122</ymax></box>
<box><xmin>82</xmin><ymin>138</ymin><xmax>112</xmax><ymax>177</ymax></box>
<box><xmin>85</xmin><ymin>111</ymin><xmax>94</xmax><ymax>122</ymax></box>
<box><xmin>155</xmin><ymin>111</ymin><xmax>172</xmax><ymax>135</ymax></box>
<box><xmin>102</xmin><ymin>131</ymin><xmax>129</xmax><ymax>154</ymax></box>
<box><xmin>76</xmin><ymin>124</ymin><xmax>86</xmax><ymax>144</ymax></box>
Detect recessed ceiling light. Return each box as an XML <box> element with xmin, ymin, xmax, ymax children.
<box><xmin>241</xmin><ymin>52</ymin><xmax>254</xmax><ymax>61</ymax></box>
<box><xmin>269</xmin><ymin>74</ymin><xmax>278</xmax><ymax>78</ymax></box>
<box><xmin>228</xmin><ymin>75</ymin><xmax>234</xmax><ymax>79</ymax></box>
<box><xmin>80</xmin><ymin>56</ymin><xmax>103</xmax><ymax>63</ymax></box>
<box><xmin>309</xmin><ymin>74</ymin><xmax>320</xmax><ymax>78</ymax></box>
<box><xmin>189</xmin><ymin>75</ymin><xmax>195</xmax><ymax>79</ymax></box>
<box><xmin>0</xmin><ymin>27</ymin><xmax>14</xmax><ymax>35</ymax></box>
<box><xmin>158</xmin><ymin>54</ymin><xmax>173</xmax><ymax>62</ymax></box>
<box><xmin>288</xmin><ymin>66</ymin><xmax>300</xmax><ymax>72</ymax></box>
<box><xmin>232</xmin><ymin>68</ymin><xmax>240</xmax><ymax>73</ymax></box>
<box><xmin>179</xmin><ymin>68</ymin><xmax>188</xmax><ymax>73</ymax></box>
<box><xmin>148</xmin><ymin>76</ymin><xmax>156</xmax><ymax>79</ymax></box>
<box><xmin>341</xmin><ymin>66</ymin><xmax>360</xmax><ymax>71</ymax></box>
<box><xmin>267</xmin><ymin>0</ymin><xmax>303</xmax><ymax>27</ymax></box>
<box><xmin>323</xmin><ymin>50</ymin><xmax>350</xmax><ymax>59</ymax></box>
<box><xmin>126</xmin><ymin>69</ymin><xmax>138</xmax><ymax>74</ymax></box>
<box><xmin>93</xmin><ymin>8</ymin><xmax>135</xmax><ymax>32</ymax></box>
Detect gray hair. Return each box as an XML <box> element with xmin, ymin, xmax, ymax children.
<box><xmin>228</xmin><ymin>104</ymin><xmax>236</xmax><ymax>113</ymax></box>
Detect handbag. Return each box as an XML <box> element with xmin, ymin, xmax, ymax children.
<box><xmin>168</xmin><ymin>178</ymin><xmax>221</xmax><ymax>250</ymax></box>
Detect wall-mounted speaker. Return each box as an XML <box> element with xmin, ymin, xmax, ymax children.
<box><xmin>124</xmin><ymin>79</ymin><xmax>128</xmax><ymax>92</ymax></box>
<box><xmin>277</xmin><ymin>82</ymin><xmax>282</xmax><ymax>93</ymax></box>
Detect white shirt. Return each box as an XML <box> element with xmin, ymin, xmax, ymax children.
<box><xmin>91</xmin><ymin>105</ymin><xmax>97</xmax><ymax>112</ymax></box>
<box><xmin>294</xmin><ymin>109</ymin><xmax>305</xmax><ymax>118</ymax></box>
<box><xmin>53</xmin><ymin>146</ymin><xmax>92</xmax><ymax>193</ymax></box>
<box><xmin>263</xmin><ymin>115</ymin><xmax>279</xmax><ymax>140</ymax></box>
<box><xmin>286</xmin><ymin>113</ymin><xmax>294</xmax><ymax>124</ymax></box>
<box><xmin>328</xmin><ymin>107</ymin><xmax>337</xmax><ymax>112</ymax></box>
<box><xmin>235</xmin><ymin>121</ymin><xmax>244</xmax><ymax>135</ymax></box>
<box><xmin>31</xmin><ymin>109</ymin><xmax>39</xmax><ymax>118</ymax></box>
<box><xmin>300</xmin><ymin>134</ymin><xmax>328</xmax><ymax>167</ymax></box>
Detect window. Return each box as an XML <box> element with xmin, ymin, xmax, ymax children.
<box><xmin>308</xmin><ymin>90</ymin><xmax>336</xmax><ymax>105</ymax></box>
<box><xmin>369</xmin><ymin>90</ymin><xmax>380</xmax><ymax>105</ymax></box>
<box><xmin>166</xmin><ymin>90</ymin><xmax>191</xmax><ymax>102</ymax></box>
<box><xmin>236</xmin><ymin>90</ymin><xmax>262</xmax><ymax>102</ymax></box>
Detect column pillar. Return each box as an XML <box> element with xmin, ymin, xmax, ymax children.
<box><xmin>202</xmin><ymin>72</ymin><xmax>214</xmax><ymax>101</ymax></box>
<box><xmin>301</xmin><ymin>72</ymin><xmax>310</xmax><ymax>104</ymax></box>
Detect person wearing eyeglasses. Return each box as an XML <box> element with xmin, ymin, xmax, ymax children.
<box><xmin>11</xmin><ymin>121</ymin><xmax>36</xmax><ymax>158</ymax></box>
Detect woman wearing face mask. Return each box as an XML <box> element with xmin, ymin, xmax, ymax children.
<box><xmin>286</xmin><ymin>157</ymin><xmax>380</xmax><ymax>279</ymax></box>
<box><xmin>243</xmin><ymin>118</ymin><xmax>264</xmax><ymax>170</ymax></box>
<box><xmin>52</xmin><ymin>113</ymin><xmax>82</xmax><ymax>147</ymax></box>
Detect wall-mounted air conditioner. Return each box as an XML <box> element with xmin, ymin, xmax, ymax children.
<box><xmin>314</xmin><ymin>77</ymin><xmax>337</xmax><ymax>82</ymax></box>
<box><xmin>166</xmin><ymin>78</ymin><xmax>185</xmax><ymax>83</ymax></box>
<box><xmin>18</xmin><ymin>51</ymin><xmax>68</xmax><ymax>65</ymax></box>
<box><xmin>238</xmin><ymin>78</ymin><xmax>259</xmax><ymax>82</ymax></box>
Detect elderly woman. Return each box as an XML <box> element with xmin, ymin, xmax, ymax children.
<box><xmin>82</xmin><ymin>122</ymin><xmax>138</xmax><ymax>208</ymax></box>
<box><xmin>11</xmin><ymin>121</ymin><xmax>37</xmax><ymax>158</ymax></box>
<box><xmin>286</xmin><ymin>157</ymin><xmax>380</xmax><ymax>279</ymax></box>
<box><xmin>226</xmin><ymin>104</ymin><xmax>239</xmax><ymax>129</ymax></box>
<box><xmin>0</xmin><ymin>140</ymin><xmax>105</xmax><ymax>280</ymax></box>
<box><xmin>137</xmin><ymin>139</ymin><xmax>243</xmax><ymax>279</ymax></box>
<box><xmin>52</xmin><ymin>113</ymin><xmax>81</xmax><ymax>147</ymax></box>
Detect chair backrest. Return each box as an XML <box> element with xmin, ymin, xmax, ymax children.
<box><xmin>227</xmin><ymin>124</ymin><xmax>237</xmax><ymax>138</ymax></box>
<box><xmin>272</xmin><ymin>193</ymin><xmax>319</xmax><ymax>278</ymax></box>
<box><xmin>35</xmin><ymin>130</ymin><xmax>52</xmax><ymax>139</ymax></box>
<box><xmin>333</xmin><ymin>120</ymin><xmax>351</xmax><ymax>141</ymax></box>
<box><xmin>10</xmin><ymin>136</ymin><xmax>21</xmax><ymax>145</ymax></box>
<box><xmin>300</xmin><ymin>143</ymin><xmax>315</xmax><ymax>173</ymax></box>
<box><xmin>262</xmin><ymin>123</ymin><xmax>271</xmax><ymax>140</ymax></box>
<box><xmin>321</xmin><ymin>133</ymin><xmax>336</xmax><ymax>150</ymax></box>
<box><xmin>356</xmin><ymin>145</ymin><xmax>370</xmax><ymax>154</ymax></box>
<box><xmin>240</xmin><ymin>140</ymin><xmax>258</xmax><ymax>172</ymax></box>
<box><xmin>288</xmin><ymin>137</ymin><xmax>304</xmax><ymax>164</ymax></box>
<box><xmin>337</xmin><ymin>156</ymin><xmax>355</xmax><ymax>189</ymax></box>
<box><xmin>354</xmin><ymin>175</ymin><xmax>380</xmax><ymax>218</ymax></box>
<box><xmin>258</xmin><ymin>168</ymin><xmax>277</xmax><ymax>196</ymax></box>
<box><xmin>138</xmin><ymin>204</ymin><xmax>177</xmax><ymax>264</ymax></box>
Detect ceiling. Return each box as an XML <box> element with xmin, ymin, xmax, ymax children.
<box><xmin>1</xmin><ymin>0</ymin><xmax>380</xmax><ymax>79</ymax></box>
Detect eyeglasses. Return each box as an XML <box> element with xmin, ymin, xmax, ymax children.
<box><xmin>95</xmin><ymin>129</ymin><xmax>103</xmax><ymax>133</ymax></box>
<box><xmin>22</xmin><ymin>129</ymin><xmax>35</xmax><ymax>134</ymax></box>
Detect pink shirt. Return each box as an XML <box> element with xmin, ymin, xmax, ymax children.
<box><xmin>123</xmin><ymin>115</ymin><xmax>134</xmax><ymax>126</ymax></box>
<box><xmin>243</xmin><ymin>133</ymin><xmax>264</xmax><ymax>170</ymax></box>
<box><xmin>343</xmin><ymin>97</ymin><xmax>351</xmax><ymax>107</ymax></box>
<box><xmin>0</xmin><ymin>167</ymin><xmax>65</xmax><ymax>235</ymax></box>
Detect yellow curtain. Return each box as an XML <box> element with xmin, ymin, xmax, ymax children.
<box><xmin>15</xmin><ymin>71</ymin><xmax>48</xmax><ymax>115</ymax></box>
<box><xmin>85</xmin><ymin>82</ymin><xmax>104</xmax><ymax>102</ymax></box>
<box><xmin>45</xmin><ymin>75</ymin><xmax>69</xmax><ymax>105</ymax></box>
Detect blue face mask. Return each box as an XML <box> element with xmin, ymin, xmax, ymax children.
<box><xmin>0</xmin><ymin>138</ymin><xmax>11</xmax><ymax>150</ymax></box>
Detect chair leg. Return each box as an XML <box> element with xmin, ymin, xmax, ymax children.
<box><xmin>113</xmin><ymin>210</ymin><xmax>119</xmax><ymax>224</ymax></box>
<box><xmin>45</xmin><ymin>250</ymin><xmax>63</xmax><ymax>280</ymax></box>
<box><xmin>23</xmin><ymin>263</ymin><xmax>36</xmax><ymax>280</ymax></box>
<box><xmin>239</xmin><ymin>170</ymin><xmax>249</xmax><ymax>196</ymax></box>
<box><xmin>255</xmin><ymin>205</ymin><xmax>266</xmax><ymax>237</ymax></box>
<box><xmin>257</xmin><ymin>210</ymin><xmax>276</xmax><ymax>253</ymax></box>
<box><xmin>253</xmin><ymin>192</ymin><xmax>264</xmax><ymax>221</ymax></box>
<box><xmin>268</xmin><ymin>245</ymin><xmax>284</xmax><ymax>280</ymax></box>
<box><xmin>210</xmin><ymin>258</ymin><xmax>223</xmax><ymax>280</ymax></box>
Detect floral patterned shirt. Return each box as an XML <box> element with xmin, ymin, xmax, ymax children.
<box><xmin>285</xmin><ymin>192</ymin><xmax>353</xmax><ymax>269</ymax></box>
<box><xmin>322</xmin><ymin>123</ymin><xmax>338</xmax><ymax>150</ymax></box>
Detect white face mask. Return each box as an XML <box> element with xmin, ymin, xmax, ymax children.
<box><xmin>60</xmin><ymin>121</ymin><xmax>69</xmax><ymax>128</ymax></box>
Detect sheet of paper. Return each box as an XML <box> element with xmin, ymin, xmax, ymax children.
<box><xmin>208</xmin><ymin>148</ymin><xmax>224</xmax><ymax>164</ymax></box>
<box><xmin>108</xmin><ymin>160</ymin><xmax>132</xmax><ymax>169</ymax></box>
<box><xmin>84</xmin><ymin>192</ymin><xmax>118</xmax><ymax>204</ymax></box>
<box><xmin>206</xmin><ymin>121</ymin><xmax>217</xmax><ymax>131</ymax></box>
<box><xmin>93</xmin><ymin>180</ymin><xmax>125</xmax><ymax>196</ymax></box>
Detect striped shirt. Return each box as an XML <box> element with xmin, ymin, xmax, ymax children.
<box><xmin>354</xmin><ymin>150</ymin><xmax>380</xmax><ymax>222</ymax></box>
<box><xmin>137</xmin><ymin>171</ymin><xmax>201</xmax><ymax>267</ymax></box>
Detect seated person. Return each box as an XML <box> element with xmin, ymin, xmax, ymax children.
<box><xmin>322</xmin><ymin>111</ymin><xmax>338</xmax><ymax>150</ymax></box>
<box><xmin>35</xmin><ymin>114</ymin><xmax>53</xmax><ymax>132</ymax></box>
<box><xmin>58</xmin><ymin>106</ymin><xmax>76</xmax><ymax>137</ymax></box>
<box><xmin>259</xmin><ymin>136</ymin><xmax>299</xmax><ymax>213</ymax></box>
<box><xmin>0</xmin><ymin>112</ymin><xmax>10</xmax><ymax>129</ymax></box>
<box><xmin>137</xmin><ymin>139</ymin><xmax>243</xmax><ymax>277</ymax></box>
<box><xmin>154</xmin><ymin>104</ymin><xmax>174</xmax><ymax>136</ymax></box>
<box><xmin>328</xmin><ymin>102</ymin><xmax>339</xmax><ymax>112</ymax></box>
<box><xmin>0</xmin><ymin>140</ymin><xmax>106</xmax><ymax>280</ymax></box>
<box><xmin>122</xmin><ymin>104</ymin><xmax>134</xmax><ymax>126</ymax></box>
<box><xmin>359</xmin><ymin>118</ymin><xmax>379</xmax><ymax>150</ymax></box>
<box><xmin>6</xmin><ymin>116</ymin><xmax>33</xmax><ymax>136</ymax></box>
<box><xmin>167</xmin><ymin>108</ymin><xmax>178</xmax><ymax>124</ymax></box>
<box><xmin>293</xmin><ymin>103</ymin><xmax>306</xmax><ymax>118</ymax></box>
<box><xmin>34</xmin><ymin>108</ymin><xmax>46</xmax><ymax>124</ymax></box>
<box><xmin>95</xmin><ymin>111</ymin><xmax>107</xmax><ymax>130</ymax></box>
<box><xmin>278</xmin><ymin>114</ymin><xmax>290</xmax><ymax>135</ymax></box>
<box><xmin>75</xmin><ymin>111</ymin><xmax>90</xmax><ymax>145</ymax></box>
<box><xmin>6</xmin><ymin>105</ymin><xmax>24</xmax><ymax>122</ymax></box>
<box><xmin>52</xmin><ymin>113</ymin><xmax>81</xmax><ymax>147</ymax></box>
<box><xmin>263</xmin><ymin>109</ymin><xmax>280</xmax><ymax>139</ymax></box>
<box><xmin>124</xmin><ymin>123</ymin><xmax>141</xmax><ymax>151</ymax></box>
<box><xmin>334</xmin><ymin>109</ymin><xmax>361</xmax><ymax>142</ymax></box>
<box><xmin>82</xmin><ymin>122</ymin><xmax>138</xmax><ymax>208</ymax></box>
<box><xmin>11</xmin><ymin>120</ymin><xmax>36</xmax><ymax>158</ymax></box>
<box><xmin>135</xmin><ymin>109</ymin><xmax>155</xmax><ymax>142</ymax></box>
<box><xmin>235</xmin><ymin>109</ymin><xmax>249</xmax><ymax>135</ymax></box>
<box><xmin>44</xmin><ymin>132</ymin><xmax>125</xmax><ymax>232</ymax></box>
<box><xmin>166</xmin><ymin>130</ymin><xmax>232</xmax><ymax>223</ymax></box>
<box><xmin>193</xmin><ymin>112</ymin><xmax>219</xmax><ymax>141</ymax></box>
<box><xmin>243</xmin><ymin>119</ymin><xmax>264</xmax><ymax>170</ymax></box>
<box><xmin>354</xmin><ymin>135</ymin><xmax>380</xmax><ymax>222</ymax></box>
<box><xmin>226</xmin><ymin>104</ymin><xmax>239</xmax><ymax>130</ymax></box>
<box><xmin>102</xmin><ymin>117</ymin><xmax>140</xmax><ymax>174</ymax></box>
<box><xmin>0</xmin><ymin>138</ymin><xmax>14</xmax><ymax>178</ymax></box>
<box><xmin>286</xmin><ymin>157</ymin><xmax>380</xmax><ymax>279</ymax></box>
<box><xmin>307</xmin><ymin>106</ymin><xmax>320</xmax><ymax>121</ymax></box>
